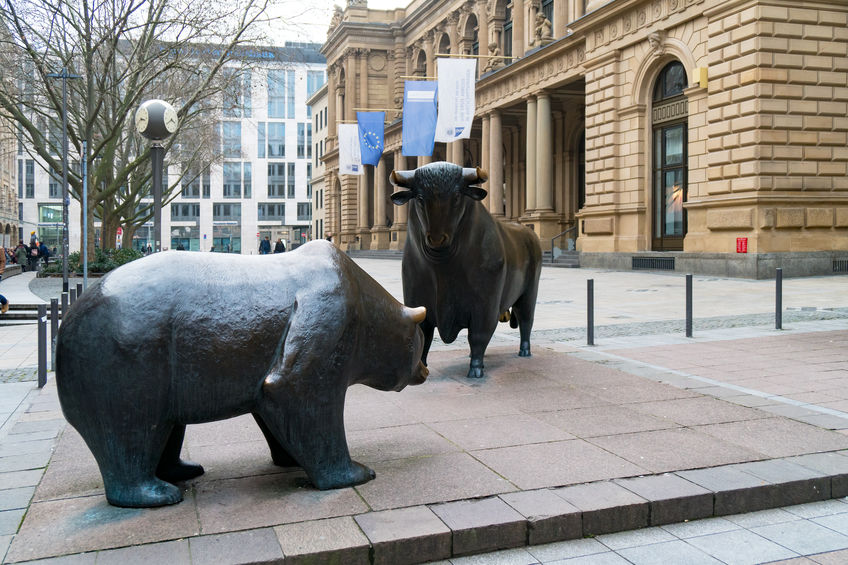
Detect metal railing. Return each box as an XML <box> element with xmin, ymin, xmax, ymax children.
<box><xmin>550</xmin><ymin>225</ymin><xmax>578</xmax><ymax>263</ymax></box>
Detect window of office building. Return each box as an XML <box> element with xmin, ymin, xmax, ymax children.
<box><xmin>171</xmin><ymin>225</ymin><xmax>200</xmax><ymax>251</ymax></box>
<box><xmin>268</xmin><ymin>122</ymin><xmax>285</xmax><ymax>158</ymax></box>
<box><xmin>307</xmin><ymin>124</ymin><xmax>312</xmax><ymax>158</ymax></box>
<box><xmin>257</xmin><ymin>123</ymin><xmax>266</xmax><ymax>158</ymax></box>
<box><xmin>171</xmin><ymin>203</ymin><xmax>200</xmax><ymax>220</ymax></box>
<box><xmin>38</xmin><ymin>204</ymin><xmax>62</xmax><ymax>251</ymax></box>
<box><xmin>287</xmin><ymin>163</ymin><xmax>296</xmax><ymax>198</ymax></box>
<box><xmin>268</xmin><ymin>69</ymin><xmax>285</xmax><ymax>118</ymax></box>
<box><xmin>257</xmin><ymin>202</ymin><xmax>285</xmax><ymax>221</ymax></box>
<box><xmin>181</xmin><ymin>166</ymin><xmax>206</xmax><ymax>198</ymax></box>
<box><xmin>651</xmin><ymin>60</ymin><xmax>688</xmax><ymax>252</ymax></box>
<box><xmin>306</xmin><ymin>70</ymin><xmax>325</xmax><ymax>98</ymax></box>
<box><xmin>243</xmin><ymin>162</ymin><xmax>252</xmax><ymax>198</ymax></box>
<box><xmin>223</xmin><ymin>68</ymin><xmax>251</xmax><ymax>118</ymax></box>
<box><xmin>306</xmin><ymin>163</ymin><xmax>312</xmax><ymax>198</ymax></box>
<box><xmin>297</xmin><ymin>123</ymin><xmax>306</xmax><ymax>158</ymax></box>
<box><xmin>48</xmin><ymin>171</ymin><xmax>60</xmax><ymax>199</ymax></box>
<box><xmin>25</xmin><ymin>160</ymin><xmax>34</xmax><ymax>198</ymax></box>
<box><xmin>268</xmin><ymin>162</ymin><xmax>286</xmax><ymax>198</ymax></box>
<box><xmin>213</xmin><ymin>202</ymin><xmax>241</xmax><ymax>221</ymax></box>
<box><xmin>287</xmin><ymin>70</ymin><xmax>296</xmax><ymax>118</ymax></box>
<box><xmin>212</xmin><ymin>225</ymin><xmax>241</xmax><ymax>253</ymax></box>
<box><xmin>222</xmin><ymin>121</ymin><xmax>241</xmax><ymax>158</ymax></box>
<box><xmin>223</xmin><ymin>162</ymin><xmax>242</xmax><ymax>198</ymax></box>
<box><xmin>297</xmin><ymin>202</ymin><xmax>311</xmax><ymax>221</ymax></box>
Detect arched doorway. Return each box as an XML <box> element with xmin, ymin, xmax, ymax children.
<box><xmin>651</xmin><ymin>60</ymin><xmax>688</xmax><ymax>251</ymax></box>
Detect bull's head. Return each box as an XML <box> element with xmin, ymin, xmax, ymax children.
<box><xmin>390</xmin><ymin>161</ymin><xmax>489</xmax><ymax>256</ymax></box>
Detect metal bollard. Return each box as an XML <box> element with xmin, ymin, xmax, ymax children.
<box><xmin>38</xmin><ymin>304</ymin><xmax>47</xmax><ymax>388</ymax></box>
<box><xmin>685</xmin><ymin>274</ymin><xmax>693</xmax><ymax>338</ymax></box>
<box><xmin>50</xmin><ymin>298</ymin><xmax>59</xmax><ymax>354</ymax></box>
<box><xmin>776</xmin><ymin>268</ymin><xmax>783</xmax><ymax>330</ymax></box>
<box><xmin>76</xmin><ymin>282</ymin><xmax>83</xmax><ymax>298</ymax></box>
<box><xmin>69</xmin><ymin>288</ymin><xmax>77</xmax><ymax>305</ymax></box>
<box><xmin>61</xmin><ymin>292</ymin><xmax>68</xmax><ymax>319</ymax></box>
<box><xmin>587</xmin><ymin>279</ymin><xmax>595</xmax><ymax>346</ymax></box>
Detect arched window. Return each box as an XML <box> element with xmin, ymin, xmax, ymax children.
<box><xmin>503</xmin><ymin>3</ymin><xmax>513</xmax><ymax>58</ymax></box>
<box><xmin>651</xmin><ymin>61</ymin><xmax>688</xmax><ymax>251</ymax></box>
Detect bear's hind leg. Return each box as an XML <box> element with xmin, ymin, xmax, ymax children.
<box><xmin>253</xmin><ymin>412</ymin><xmax>299</xmax><ymax>467</ymax></box>
<box><xmin>156</xmin><ymin>424</ymin><xmax>204</xmax><ymax>482</ymax></box>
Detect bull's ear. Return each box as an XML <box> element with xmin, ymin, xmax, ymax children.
<box><xmin>391</xmin><ymin>189</ymin><xmax>415</xmax><ymax>205</ymax></box>
<box><xmin>460</xmin><ymin>185</ymin><xmax>488</xmax><ymax>201</ymax></box>
<box><xmin>390</xmin><ymin>169</ymin><xmax>415</xmax><ymax>188</ymax></box>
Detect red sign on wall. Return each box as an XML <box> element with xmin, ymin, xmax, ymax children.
<box><xmin>736</xmin><ymin>237</ymin><xmax>748</xmax><ymax>253</ymax></box>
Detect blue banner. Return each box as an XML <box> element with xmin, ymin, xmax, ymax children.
<box><xmin>402</xmin><ymin>80</ymin><xmax>437</xmax><ymax>157</ymax></box>
<box><xmin>356</xmin><ymin>111</ymin><xmax>385</xmax><ymax>166</ymax></box>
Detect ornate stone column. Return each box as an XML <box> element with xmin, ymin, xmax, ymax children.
<box><xmin>481</xmin><ymin>114</ymin><xmax>490</xmax><ymax>209</ymax></box>
<box><xmin>390</xmin><ymin>150</ymin><xmax>409</xmax><ymax>250</ymax></box>
<box><xmin>357</xmin><ymin>171</ymin><xmax>371</xmax><ymax>250</ymax></box>
<box><xmin>371</xmin><ymin>157</ymin><xmax>390</xmax><ymax>249</ymax></box>
<box><xmin>525</xmin><ymin>96</ymin><xmax>537</xmax><ymax>214</ymax></box>
<box><xmin>536</xmin><ymin>91</ymin><xmax>553</xmax><ymax>211</ymax></box>
<box><xmin>490</xmin><ymin>110</ymin><xmax>504</xmax><ymax>217</ymax></box>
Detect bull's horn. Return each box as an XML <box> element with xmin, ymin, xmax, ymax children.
<box><xmin>462</xmin><ymin>167</ymin><xmax>489</xmax><ymax>184</ymax></box>
<box><xmin>390</xmin><ymin>169</ymin><xmax>415</xmax><ymax>187</ymax></box>
<box><xmin>406</xmin><ymin>305</ymin><xmax>426</xmax><ymax>324</ymax></box>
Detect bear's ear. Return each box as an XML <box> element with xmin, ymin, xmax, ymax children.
<box><xmin>391</xmin><ymin>189</ymin><xmax>415</xmax><ymax>205</ymax></box>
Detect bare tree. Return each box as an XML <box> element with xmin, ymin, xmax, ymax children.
<box><xmin>0</xmin><ymin>0</ymin><xmax>277</xmax><ymax>252</ymax></box>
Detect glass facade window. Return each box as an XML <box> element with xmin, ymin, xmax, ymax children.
<box><xmin>244</xmin><ymin>162</ymin><xmax>252</xmax><ymax>198</ymax></box>
<box><xmin>222</xmin><ymin>121</ymin><xmax>241</xmax><ymax>158</ymax></box>
<box><xmin>297</xmin><ymin>123</ymin><xmax>306</xmax><ymax>158</ymax></box>
<box><xmin>223</xmin><ymin>162</ymin><xmax>241</xmax><ymax>198</ymax></box>
<box><xmin>297</xmin><ymin>202</ymin><xmax>311</xmax><ymax>221</ymax></box>
<box><xmin>286</xmin><ymin>70</ymin><xmax>296</xmax><ymax>118</ymax></box>
<box><xmin>25</xmin><ymin>159</ymin><xmax>34</xmax><ymax>198</ymax></box>
<box><xmin>287</xmin><ymin>163</ymin><xmax>296</xmax><ymax>198</ymax></box>
<box><xmin>268</xmin><ymin>69</ymin><xmax>285</xmax><ymax>118</ymax></box>
<box><xmin>212</xmin><ymin>225</ymin><xmax>240</xmax><ymax>253</ymax></box>
<box><xmin>170</xmin><ymin>225</ymin><xmax>200</xmax><ymax>251</ymax></box>
<box><xmin>38</xmin><ymin>204</ymin><xmax>62</xmax><ymax>251</ymax></box>
<box><xmin>306</xmin><ymin>70</ymin><xmax>325</xmax><ymax>98</ymax></box>
<box><xmin>257</xmin><ymin>202</ymin><xmax>285</xmax><ymax>220</ymax></box>
<box><xmin>257</xmin><ymin>122</ymin><xmax>266</xmax><ymax>158</ymax></box>
<box><xmin>213</xmin><ymin>202</ymin><xmax>241</xmax><ymax>221</ymax></box>
<box><xmin>203</xmin><ymin>169</ymin><xmax>211</xmax><ymax>198</ymax></box>
<box><xmin>171</xmin><ymin>203</ymin><xmax>200</xmax><ymax>220</ymax></box>
<box><xmin>48</xmin><ymin>172</ymin><xmax>60</xmax><ymax>199</ymax></box>
<box><xmin>181</xmin><ymin>166</ymin><xmax>201</xmax><ymax>198</ymax></box>
<box><xmin>306</xmin><ymin>163</ymin><xmax>312</xmax><ymax>199</ymax></box>
<box><xmin>307</xmin><ymin>124</ymin><xmax>312</xmax><ymax>158</ymax></box>
<box><xmin>268</xmin><ymin>122</ymin><xmax>285</xmax><ymax>158</ymax></box>
<box><xmin>268</xmin><ymin>163</ymin><xmax>286</xmax><ymax>198</ymax></box>
<box><xmin>223</xmin><ymin>68</ymin><xmax>251</xmax><ymax>118</ymax></box>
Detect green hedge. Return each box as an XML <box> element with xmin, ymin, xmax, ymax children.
<box><xmin>40</xmin><ymin>248</ymin><xmax>144</xmax><ymax>276</ymax></box>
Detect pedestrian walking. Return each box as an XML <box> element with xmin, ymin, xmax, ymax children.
<box><xmin>14</xmin><ymin>241</ymin><xmax>27</xmax><ymax>271</ymax></box>
<box><xmin>273</xmin><ymin>238</ymin><xmax>286</xmax><ymax>253</ymax></box>
<box><xmin>27</xmin><ymin>241</ymin><xmax>39</xmax><ymax>272</ymax></box>
<box><xmin>38</xmin><ymin>241</ymin><xmax>50</xmax><ymax>267</ymax></box>
<box><xmin>259</xmin><ymin>236</ymin><xmax>271</xmax><ymax>255</ymax></box>
<box><xmin>0</xmin><ymin>247</ymin><xmax>8</xmax><ymax>313</ymax></box>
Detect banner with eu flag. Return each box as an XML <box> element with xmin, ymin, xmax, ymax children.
<box><xmin>402</xmin><ymin>80</ymin><xmax>437</xmax><ymax>156</ymax></box>
<box><xmin>356</xmin><ymin>111</ymin><xmax>385</xmax><ymax>166</ymax></box>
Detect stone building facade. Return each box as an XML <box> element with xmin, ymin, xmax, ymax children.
<box><xmin>320</xmin><ymin>0</ymin><xmax>848</xmax><ymax>277</ymax></box>
<box><xmin>0</xmin><ymin>114</ymin><xmax>18</xmax><ymax>249</ymax></box>
<box><xmin>309</xmin><ymin>83</ymin><xmax>329</xmax><ymax>241</ymax></box>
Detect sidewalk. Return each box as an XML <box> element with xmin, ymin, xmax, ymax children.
<box><xmin>1</xmin><ymin>261</ymin><xmax>847</xmax><ymax>564</ymax></box>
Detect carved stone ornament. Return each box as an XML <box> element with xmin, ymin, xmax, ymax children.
<box><xmin>648</xmin><ymin>30</ymin><xmax>666</xmax><ymax>54</ymax></box>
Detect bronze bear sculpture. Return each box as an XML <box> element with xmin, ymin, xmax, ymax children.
<box><xmin>56</xmin><ymin>240</ymin><xmax>428</xmax><ymax>508</ymax></box>
<box><xmin>390</xmin><ymin>161</ymin><xmax>542</xmax><ymax>379</ymax></box>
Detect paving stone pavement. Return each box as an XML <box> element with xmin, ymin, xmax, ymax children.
<box><xmin>1</xmin><ymin>259</ymin><xmax>848</xmax><ymax>564</ymax></box>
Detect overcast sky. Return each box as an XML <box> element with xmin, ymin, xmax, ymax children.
<box><xmin>275</xmin><ymin>0</ymin><xmax>411</xmax><ymax>44</ymax></box>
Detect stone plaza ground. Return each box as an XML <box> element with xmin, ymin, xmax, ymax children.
<box><xmin>1</xmin><ymin>260</ymin><xmax>848</xmax><ymax>564</ymax></box>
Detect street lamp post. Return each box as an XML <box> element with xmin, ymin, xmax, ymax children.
<box><xmin>135</xmin><ymin>99</ymin><xmax>178</xmax><ymax>252</ymax></box>
<box><xmin>47</xmin><ymin>68</ymin><xmax>81</xmax><ymax>293</ymax></box>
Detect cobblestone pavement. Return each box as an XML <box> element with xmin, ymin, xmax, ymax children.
<box><xmin>0</xmin><ymin>367</ymin><xmax>37</xmax><ymax>384</ymax></box>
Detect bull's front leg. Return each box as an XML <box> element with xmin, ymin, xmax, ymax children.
<box><xmin>466</xmin><ymin>315</ymin><xmax>499</xmax><ymax>379</ymax></box>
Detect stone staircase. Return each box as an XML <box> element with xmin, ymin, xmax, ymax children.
<box><xmin>543</xmin><ymin>250</ymin><xmax>580</xmax><ymax>268</ymax></box>
<box><xmin>0</xmin><ymin>303</ymin><xmax>59</xmax><ymax>324</ymax></box>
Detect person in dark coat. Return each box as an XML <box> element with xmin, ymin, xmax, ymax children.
<box><xmin>259</xmin><ymin>236</ymin><xmax>271</xmax><ymax>255</ymax></box>
<box><xmin>273</xmin><ymin>238</ymin><xmax>286</xmax><ymax>253</ymax></box>
<box><xmin>38</xmin><ymin>241</ymin><xmax>50</xmax><ymax>266</ymax></box>
<box><xmin>27</xmin><ymin>241</ymin><xmax>39</xmax><ymax>272</ymax></box>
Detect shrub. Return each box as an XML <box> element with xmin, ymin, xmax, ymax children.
<box><xmin>39</xmin><ymin>247</ymin><xmax>144</xmax><ymax>276</ymax></box>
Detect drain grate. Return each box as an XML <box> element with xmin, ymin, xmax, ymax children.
<box><xmin>632</xmin><ymin>256</ymin><xmax>675</xmax><ymax>271</ymax></box>
<box><xmin>834</xmin><ymin>259</ymin><xmax>848</xmax><ymax>273</ymax></box>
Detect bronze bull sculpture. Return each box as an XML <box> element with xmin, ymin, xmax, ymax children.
<box><xmin>390</xmin><ymin>161</ymin><xmax>542</xmax><ymax>379</ymax></box>
<box><xmin>56</xmin><ymin>240</ymin><xmax>428</xmax><ymax>507</ymax></box>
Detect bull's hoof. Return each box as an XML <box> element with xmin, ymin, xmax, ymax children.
<box><xmin>467</xmin><ymin>359</ymin><xmax>485</xmax><ymax>379</ymax></box>
<box><xmin>518</xmin><ymin>342</ymin><xmax>531</xmax><ymax>357</ymax></box>
<box><xmin>157</xmin><ymin>459</ymin><xmax>204</xmax><ymax>482</ymax></box>
<box><xmin>105</xmin><ymin>478</ymin><xmax>183</xmax><ymax>508</ymax></box>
